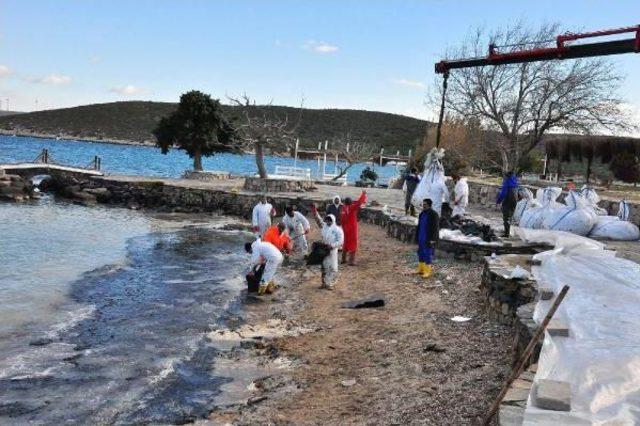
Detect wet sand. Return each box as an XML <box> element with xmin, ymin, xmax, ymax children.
<box><xmin>207</xmin><ymin>222</ymin><xmax>514</xmax><ymax>425</ymax></box>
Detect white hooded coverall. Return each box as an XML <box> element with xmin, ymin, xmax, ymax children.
<box><xmin>314</xmin><ymin>213</ymin><xmax>344</xmax><ymax>287</ymax></box>
<box><xmin>252</xmin><ymin>202</ymin><xmax>274</xmax><ymax>236</ymax></box>
<box><xmin>249</xmin><ymin>240</ymin><xmax>284</xmax><ymax>285</ymax></box>
<box><xmin>452</xmin><ymin>178</ymin><xmax>469</xmax><ymax>217</ymax></box>
<box><xmin>282</xmin><ymin>211</ymin><xmax>311</xmax><ymax>255</ymax></box>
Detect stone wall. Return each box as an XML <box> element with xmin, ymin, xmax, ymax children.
<box><xmin>481</xmin><ymin>255</ymin><xmax>541</xmax><ymax>367</ymax></box>
<box><xmin>182</xmin><ymin>170</ymin><xmax>233</xmax><ymax>182</ymax></box>
<box><xmin>243</xmin><ymin>177</ymin><xmax>316</xmax><ymax>193</ymax></box>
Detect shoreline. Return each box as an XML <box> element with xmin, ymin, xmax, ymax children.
<box><xmin>205</xmin><ymin>222</ymin><xmax>514</xmax><ymax>424</ymax></box>
<box><xmin>0</xmin><ymin>129</ymin><xmax>153</xmax><ymax>147</ymax></box>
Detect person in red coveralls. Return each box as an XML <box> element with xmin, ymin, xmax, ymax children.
<box><xmin>340</xmin><ymin>190</ymin><xmax>366</xmax><ymax>265</ymax></box>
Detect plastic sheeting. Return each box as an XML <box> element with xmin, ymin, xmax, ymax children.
<box><xmin>515</xmin><ymin>228</ymin><xmax>640</xmax><ymax>425</ymax></box>
<box><xmin>439</xmin><ymin>228</ymin><xmax>502</xmax><ymax>246</ymax></box>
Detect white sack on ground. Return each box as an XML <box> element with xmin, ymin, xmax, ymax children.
<box><xmin>522</xmin><ymin>234</ymin><xmax>640</xmax><ymax>425</ymax></box>
<box><xmin>411</xmin><ymin>148</ymin><xmax>449</xmax><ymax>215</ymax></box>
<box><xmin>542</xmin><ymin>191</ymin><xmax>595</xmax><ymax>236</ymax></box>
<box><xmin>581</xmin><ymin>186</ymin><xmax>608</xmax><ymax>216</ymax></box>
<box><xmin>520</xmin><ymin>187</ymin><xmax>562</xmax><ymax>230</ymax></box>
<box><xmin>514</xmin><ymin>188</ymin><xmax>540</xmax><ymax>225</ymax></box>
<box><xmin>589</xmin><ymin>215</ymin><xmax>640</xmax><ymax>241</ymax></box>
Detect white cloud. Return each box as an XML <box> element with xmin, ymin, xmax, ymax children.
<box><xmin>26</xmin><ymin>74</ymin><xmax>73</xmax><ymax>85</ymax></box>
<box><xmin>303</xmin><ymin>40</ymin><xmax>339</xmax><ymax>54</ymax></box>
<box><xmin>0</xmin><ymin>65</ymin><xmax>11</xmax><ymax>78</ymax></box>
<box><xmin>109</xmin><ymin>85</ymin><xmax>147</xmax><ymax>95</ymax></box>
<box><xmin>392</xmin><ymin>78</ymin><xmax>426</xmax><ymax>90</ymax></box>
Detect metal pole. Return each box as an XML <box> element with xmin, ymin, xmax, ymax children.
<box><xmin>435</xmin><ymin>70</ymin><xmax>449</xmax><ymax>148</ymax></box>
<box><xmin>379</xmin><ymin>147</ymin><xmax>384</xmax><ymax>167</ymax></box>
<box><xmin>293</xmin><ymin>138</ymin><xmax>299</xmax><ymax>169</ymax></box>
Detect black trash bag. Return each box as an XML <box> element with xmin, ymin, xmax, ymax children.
<box><xmin>246</xmin><ymin>264</ymin><xmax>265</xmax><ymax>293</ymax></box>
<box><xmin>449</xmin><ymin>216</ymin><xmax>499</xmax><ymax>242</ymax></box>
<box><xmin>306</xmin><ymin>241</ymin><xmax>331</xmax><ymax>266</ymax></box>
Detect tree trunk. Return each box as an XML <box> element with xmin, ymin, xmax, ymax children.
<box><xmin>586</xmin><ymin>157</ymin><xmax>593</xmax><ymax>184</ymax></box>
<box><xmin>556</xmin><ymin>159</ymin><xmax>562</xmax><ymax>180</ymax></box>
<box><xmin>193</xmin><ymin>150</ymin><xmax>203</xmax><ymax>171</ymax></box>
<box><xmin>255</xmin><ymin>143</ymin><xmax>268</xmax><ymax>178</ymax></box>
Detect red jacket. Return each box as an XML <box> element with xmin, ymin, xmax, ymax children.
<box><xmin>340</xmin><ymin>192</ymin><xmax>366</xmax><ymax>252</ymax></box>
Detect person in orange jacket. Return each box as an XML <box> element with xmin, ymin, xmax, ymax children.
<box><xmin>262</xmin><ymin>222</ymin><xmax>292</xmax><ymax>254</ymax></box>
<box><xmin>340</xmin><ymin>190</ymin><xmax>366</xmax><ymax>265</ymax></box>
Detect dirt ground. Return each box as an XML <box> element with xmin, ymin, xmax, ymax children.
<box><xmin>210</xmin><ymin>223</ymin><xmax>514</xmax><ymax>425</ymax></box>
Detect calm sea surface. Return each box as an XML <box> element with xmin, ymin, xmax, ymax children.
<box><xmin>0</xmin><ymin>134</ymin><xmax>401</xmax><ymax>183</ymax></box>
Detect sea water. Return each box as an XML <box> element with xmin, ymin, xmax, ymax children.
<box><xmin>0</xmin><ymin>197</ymin><xmax>250</xmax><ymax>423</ymax></box>
<box><xmin>0</xmin><ymin>134</ymin><xmax>401</xmax><ymax>183</ymax></box>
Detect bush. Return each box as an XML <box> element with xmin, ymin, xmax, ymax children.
<box><xmin>609</xmin><ymin>154</ymin><xmax>640</xmax><ymax>184</ymax></box>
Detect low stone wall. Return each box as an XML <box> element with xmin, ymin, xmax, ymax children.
<box><xmin>182</xmin><ymin>170</ymin><xmax>232</xmax><ymax>182</ymax></box>
<box><xmin>481</xmin><ymin>255</ymin><xmax>541</xmax><ymax>368</ymax></box>
<box><xmin>244</xmin><ymin>177</ymin><xmax>316</xmax><ymax>193</ymax></box>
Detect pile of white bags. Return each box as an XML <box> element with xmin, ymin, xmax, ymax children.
<box><xmin>516</xmin><ymin>186</ymin><xmax>639</xmax><ymax>241</ymax></box>
<box><xmin>411</xmin><ymin>148</ymin><xmax>450</xmax><ymax>215</ymax></box>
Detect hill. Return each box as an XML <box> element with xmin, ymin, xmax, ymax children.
<box><xmin>0</xmin><ymin>111</ymin><xmax>23</xmax><ymax>117</ymax></box>
<box><xmin>0</xmin><ymin>101</ymin><xmax>429</xmax><ymax>152</ymax></box>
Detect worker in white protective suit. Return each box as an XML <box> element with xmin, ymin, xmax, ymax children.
<box><xmin>310</xmin><ymin>204</ymin><xmax>344</xmax><ymax>290</ymax></box>
<box><xmin>411</xmin><ymin>148</ymin><xmax>450</xmax><ymax>215</ymax></box>
<box><xmin>451</xmin><ymin>174</ymin><xmax>469</xmax><ymax>217</ymax></box>
<box><xmin>283</xmin><ymin>205</ymin><xmax>311</xmax><ymax>255</ymax></box>
<box><xmin>252</xmin><ymin>196</ymin><xmax>276</xmax><ymax>236</ymax></box>
<box><xmin>244</xmin><ymin>239</ymin><xmax>283</xmax><ymax>295</ymax></box>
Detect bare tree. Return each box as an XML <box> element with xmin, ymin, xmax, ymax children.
<box><xmin>435</xmin><ymin>22</ymin><xmax>629</xmax><ymax>173</ymax></box>
<box><xmin>329</xmin><ymin>133</ymin><xmax>375</xmax><ymax>181</ymax></box>
<box><xmin>228</xmin><ymin>94</ymin><xmax>302</xmax><ymax>178</ymax></box>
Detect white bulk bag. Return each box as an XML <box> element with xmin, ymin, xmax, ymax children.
<box><xmin>589</xmin><ymin>216</ymin><xmax>640</xmax><ymax>240</ymax></box>
<box><xmin>542</xmin><ymin>190</ymin><xmax>595</xmax><ymax>236</ymax></box>
<box><xmin>411</xmin><ymin>148</ymin><xmax>450</xmax><ymax>215</ymax></box>
<box><xmin>513</xmin><ymin>188</ymin><xmax>540</xmax><ymax>225</ymax></box>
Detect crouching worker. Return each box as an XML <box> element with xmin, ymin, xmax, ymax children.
<box><xmin>310</xmin><ymin>203</ymin><xmax>344</xmax><ymax>290</ymax></box>
<box><xmin>244</xmin><ymin>240</ymin><xmax>283</xmax><ymax>295</ymax></box>
<box><xmin>416</xmin><ymin>198</ymin><xmax>439</xmax><ymax>279</ymax></box>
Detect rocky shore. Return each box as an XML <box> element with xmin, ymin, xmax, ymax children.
<box><xmin>0</xmin><ymin>170</ymin><xmax>38</xmax><ymax>201</ymax></box>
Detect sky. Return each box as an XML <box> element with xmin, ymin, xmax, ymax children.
<box><xmin>1</xmin><ymin>0</ymin><xmax>639</xmax><ymax>127</ymax></box>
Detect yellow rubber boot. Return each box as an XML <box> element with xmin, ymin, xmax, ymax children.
<box><xmin>416</xmin><ymin>262</ymin><xmax>425</xmax><ymax>275</ymax></box>
<box><xmin>258</xmin><ymin>282</ymin><xmax>268</xmax><ymax>295</ymax></box>
<box><xmin>265</xmin><ymin>280</ymin><xmax>276</xmax><ymax>294</ymax></box>
<box><xmin>422</xmin><ymin>264</ymin><xmax>433</xmax><ymax>279</ymax></box>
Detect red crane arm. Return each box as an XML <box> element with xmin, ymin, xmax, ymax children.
<box><xmin>435</xmin><ymin>25</ymin><xmax>640</xmax><ymax>73</ymax></box>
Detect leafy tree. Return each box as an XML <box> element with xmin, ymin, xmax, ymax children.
<box><xmin>154</xmin><ymin>91</ymin><xmax>236</xmax><ymax>171</ymax></box>
<box><xmin>610</xmin><ymin>153</ymin><xmax>640</xmax><ymax>184</ymax></box>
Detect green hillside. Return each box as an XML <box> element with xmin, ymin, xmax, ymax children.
<box><xmin>0</xmin><ymin>101</ymin><xmax>429</xmax><ymax>152</ymax></box>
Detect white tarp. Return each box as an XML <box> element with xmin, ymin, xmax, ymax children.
<box><xmin>439</xmin><ymin>228</ymin><xmax>502</xmax><ymax>246</ymax></box>
<box><xmin>516</xmin><ymin>228</ymin><xmax>640</xmax><ymax>425</ymax></box>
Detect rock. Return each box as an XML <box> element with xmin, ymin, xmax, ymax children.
<box><xmin>503</xmin><ymin>386</ymin><xmax>530</xmax><ymax>405</ymax></box>
<box><xmin>498</xmin><ymin>404</ymin><xmax>525</xmax><ymax>426</ymax></box>
<box><xmin>71</xmin><ymin>190</ymin><xmax>97</xmax><ymax>205</ymax></box>
<box><xmin>29</xmin><ymin>337</ymin><xmax>53</xmax><ymax>346</ymax></box>
<box><xmin>341</xmin><ymin>379</ymin><xmax>357</xmax><ymax>387</ymax></box>
<box><xmin>534</xmin><ymin>379</ymin><xmax>571</xmax><ymax>411</ymax></box>
<box><xmin>341</xmin><ymin>294</ymin><xmax>385</xmax><ymax>309</ymax></box>
<box><xmin>547</xmin><ymin>319</ymin><xmax>569</xmax><ymax>337</ymax></box>
<box><xmin>539</xmin><ymin>288</ymin><xmax>554</xmax><ymax>300</ymax></box>
<box><xmin>423</xmin><ymin>343</ymin><xmax>446</xmax><ymax>353</ymax></box>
